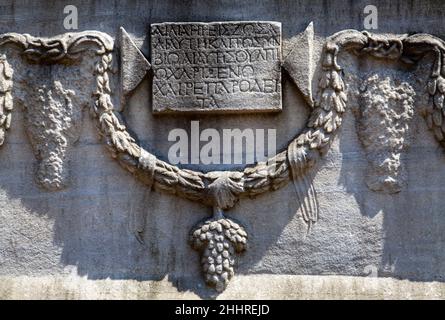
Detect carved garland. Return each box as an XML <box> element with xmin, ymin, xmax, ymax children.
<box><xmin>0</xmin><ymin>54</ymin><xmax>13</xmax><ymax>146</ymax></box>
<box><xmin>1</xmin><ymin>29</ymin><xmax>444</xmax><ymax>292</ymax></box>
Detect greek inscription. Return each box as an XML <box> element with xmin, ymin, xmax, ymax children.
<box><xmin>151</xmin><ymin>22</ymin><xmax>282</xmax><ymax>113</ymax></box>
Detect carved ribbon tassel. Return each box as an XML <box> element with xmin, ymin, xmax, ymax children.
<box><xmin>189</xmin><ymin>207</ymin><xmax>247</xmax><ymax>292</ymax></box>
<box><xmin>287</xmin><ymin>142</ymin><xmax>319</xmax><ymax>229</ymax></box>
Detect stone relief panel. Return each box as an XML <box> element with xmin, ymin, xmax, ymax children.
<box><xmin>2</xmin><ymin>23</ymin><xmax>445</xmax><ymax>294</ymax></box>
<box><xmin>150</xmin><ymin>22</ymin><xmax>282</xmax><ymax>113</ymax></box>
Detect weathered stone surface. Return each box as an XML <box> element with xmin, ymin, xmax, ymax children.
<box><xmin>1</xmin><ymin>275</ymin><xmax>445</xmax><ymax>300</ymax></box>
<box><xmin>151</xmin><ymin>21</ymin><xmax>282</xmax><ymax>113</ymax></box>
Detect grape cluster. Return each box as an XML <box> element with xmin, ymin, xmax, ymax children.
<box><xmin>190</xmin><ymin>217</ymin><xmax>247</xmax><ymax>292</ymax></box>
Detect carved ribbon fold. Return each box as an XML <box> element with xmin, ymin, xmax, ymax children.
<box><xmin>287</xmin><ymin>141</ymin><xmax>319</xmax><ymax>228</ymax></box>
<box><xmin>130</xmin><ymin>139</ymin><xmax>157</xmax><ymax>242</ymax></box>
<box><xmin>138</xmin><ymin>149</ymin><xmax>156</xmax><ymax>185</ymax></box>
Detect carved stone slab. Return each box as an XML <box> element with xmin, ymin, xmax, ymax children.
<box><xmin>150</xmin><ymin>21</ymin><xmax>282</xmax><ymax>113</ymax></box>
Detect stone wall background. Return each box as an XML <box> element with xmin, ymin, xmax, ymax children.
<box><xmin>0</xmin><ymin>0</ymin><xmax>445</xmax><ymax>298</ymax></box>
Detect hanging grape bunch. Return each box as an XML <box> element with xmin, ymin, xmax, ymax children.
<box><xmin>190</xmin><ymin>215</ymin><xmax>248</xmax><ymax>292</ymax></box>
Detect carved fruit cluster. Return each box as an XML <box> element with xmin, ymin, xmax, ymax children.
<box><xmin>0</xmin><ymin>56</ymin><xmax>13</xmax><ymax>146</ymax></box>
<box><xmin>190</xmin><ymin>218</ymin><xmax>247</xmax><ymax>292</ymax></box>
